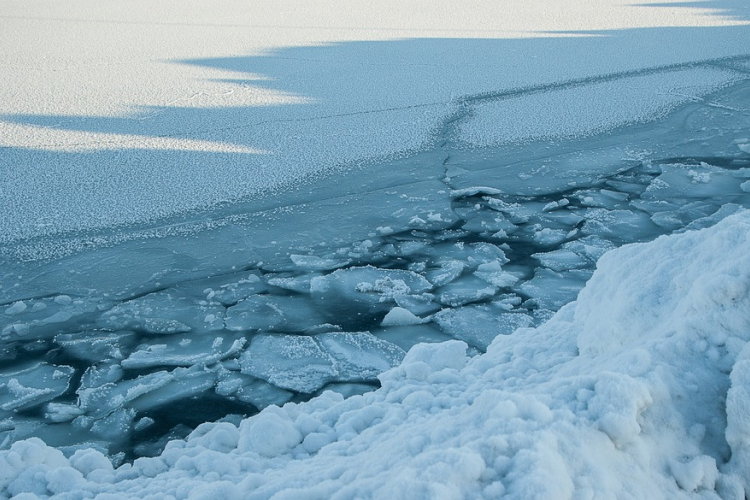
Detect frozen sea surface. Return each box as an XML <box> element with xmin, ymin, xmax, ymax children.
<box><xmin>2</xmin><ymin>1</ymin><xmax>750</xmax><ymax>498</ymax></box>
<box><xmin>2</xmin><ymin>76</ymin><xmax>750</xmax><ymax>465</ymax></box>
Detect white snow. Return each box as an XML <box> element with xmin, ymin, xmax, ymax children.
<box><xmin>2</xmin><ymin>0</ymin><xmax>750</xmax><ymax>245</ymax></box>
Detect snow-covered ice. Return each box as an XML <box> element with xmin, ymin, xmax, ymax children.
<box><xmin>2</xmin><ymin>0</ymin><xmax>750</xmax><ymax>498</ymax></box>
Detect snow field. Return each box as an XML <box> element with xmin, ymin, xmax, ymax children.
<box><xmin>2</xmin><ymin>1</ymin><xmax>750</xmax><ymax>244</ymax></box>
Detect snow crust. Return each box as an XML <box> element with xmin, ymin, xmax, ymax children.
<box><xmin>3</xmin><ymin>208</ymin><xmax>750</xmax><ymax>498</ymax></box>
<box><xmin>2</xmin><ymin>1</ymin><xmax>750</xmax><ymax>243</ymax></box>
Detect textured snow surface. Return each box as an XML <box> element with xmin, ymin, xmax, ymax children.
<box><xmin>2</xmin><ymin>0</ymin><xmax>750</xmax><ymax>243</ymax></box>
<box><xmin>4</xmin><ymin>208</ymin><xmax>750</xmax><ymax>499</ymax></box>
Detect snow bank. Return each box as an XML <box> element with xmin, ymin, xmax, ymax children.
<box><xmin>4</xmin><ymin>210</ymin><xmax>750</xmax><ymax>498</ymax></box>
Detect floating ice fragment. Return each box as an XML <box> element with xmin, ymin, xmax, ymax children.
<box><xmin>461</xmin><ymin>211</ymin><xmax>517</xmax><ymax>234</ymax></box>
<box><xmin>393</xmin><ymin>293</ymin><xmax>440</xmax><ymax>316</ymax></box>
<box><xmin>425</xmin><ymin>260</ymin><xmax>465</xmax><ymax>287</ymax></box>
<box><xmin>450</xmin><ymin>187</ymin><xmax>504</xmax><ymax>197</ymax></box>
<box><xmin>517</xmin><ymin>268</ymin><xmax>592</xmax><ymax>310</ymax></box>
<box><xmin>290</xmin><ymin>254</ymin><xmax>350</xmax><ymax>271</ymax></box>
<box><xmin>239</xmin><ymin>334</ymin><xmax>336</xmax><ymax>394</ymax></box>
<box><xmin>45</xmin><ymin>403</ymin><xmax>84</xmax><ymax>423</ymax></box>
<box><xmin>532</xmin><ymin>249</ymin><xmax>589</xmax><ymax>272</ymax></box>
<box><xmin>121</xmin><ymin>334</ymin><xmax>247</xmax><ymax>369</ymax></box>
<box><xmin>316</xmin><ymin>332</ymin><xmax>405</xmax><ymax>382</ymax></box>
<box><xmin>98</xmin><ymin>291</ymin><xmax>225</xmax><ymax>334</ymax></box>
<box><xmin>225</xmin><ymin>295</ymin><xmax>326</xmax><ymax>333</ymax></box>
<box><xmin>373</xmin><ymin>324</ymin><xmax>453</xmax><ymax>352</ymax></box>
<box><xmin>531</xmin><ymin>227</ymin><xmax>569</xmax><ymax>246</ymax></box>
<box><xmin>215</xmin><ymin>369</ymin><xmax>293</xmax><ymax>409</ymax></box>
<box><xmin>267</xmin><ymin>274</ymin><xmax>319</xmax><ymax>294</ymax></box>
<box><xmin>55</xmin><ymin>331</ymin><xmax>136</xmax><ymax>363</ymax></box>
<box><xmin>580</xmin><ymin>209</ymin><xmax>658</xmax><ymax>241</ymax></box>
<box><xmin>310</xmin><ymin>267</ymin><xmax>432</xmax><ymax>327</ymax></box>
<box><xmin>172</xmin><ymin>271</ymin><xmax>268</xmax><ymax>307</ymax></box>
<box><xmin>240</xmin><ymin>332</ymin><xmax>403</xmax><ymax>394</ymax></box>
<box><xmin>0</xmin><ymin>363</ymin><xmax>75</xmax><ymax>414</ymax></box>
<box><xmin>474</xmin><ymin>261</ymin><xmax>519</xmax><ymax>287</ymax></box>
<box><xmin>437</xmin><ymin>275</ymin><xmax>497</xmax><ymax>307</ymax></box>
<box><xmin>381</xmin><ymin>307</ymin><xmax>426</xmax><ymax>326</ymax></box>
<box><xmin>432</xmin><ymin>306</ymin><xmax>533</xmax><ymax>350</ymax></box>
<box><xmin>4</xmin><ymin>301</ymin><xmax>27</xmax><ymax>316</ymax></box>
<box><xmin>54</xmin><ymin>295</ymin><xmax>72</xmax><ymax>306</ymax></box>
<box><xmin>423</xmin><ymin>242</ymin><xmax>508</xmax><ymax>271</ymax></box>
<box><xmin>1</xmin><ymin>323</ymin><xmax>30</xmax><ymax>338</ymax></box>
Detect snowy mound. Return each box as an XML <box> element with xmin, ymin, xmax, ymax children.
<box><xmin>3</xmin><ymin>210</ymin><xmax>750</xmax><ymax>498</ymax></box>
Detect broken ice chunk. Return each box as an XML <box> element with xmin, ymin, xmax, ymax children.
<box><xmin>239</xmin><ymin>332</ymin><xmax>404</xmax><ymax>394</ymax></box>
<box><xmin>79</xmin><ymin>363</ymin><xmax>124</xmax><ymax>391</ymax></box>
<box><xmin>390</xmin><ymin>241</ymin><xmax>428</xmax><ymax>257</ymax></box>
<box><xmin>643</xmin><ymin>163</ymin><xmax>744</xmax><ymax>200</ymax></box>
<box><xmin>373</xmin><ymin>324</ymin><xmax>453</xmax><ymax>352</ymax></box>
<box><xmin>530</xmin><ymin>226</ymin><xmax>569</xmax><ymax>246</ymax></box>
<box><xmin>55</xmin><ymin>331</ymin><xmax>137</xmax><ymax>363</ymax></box>
<box><xmin>573</xmin><ymin>189</ymin><xmax>629</xmax><ymax>208</ymax></box>
<box><xmin>121</xmin><ymin>334</ymin><xmax>247</xmax><ymax>369</ymax></box>
<box><xmin>629</xmin><ymin>198</ymin><xmax>685</xmax><ymax>216</ymax></box>
<box><xmin>4</xmin><ymin>301</ymin><xmax>27</xmax><ymax>316</ymax></box>
<box><xmin>561</xmin><ymin>236</ymin><xmax>615</xmax><ymax>262</ymax></box>
<box><xmin>77</xmin><ymin>365</ymin><xmax>217</xmax><ymax>418</ymax></box>
<box><xmin>97</xmin><ymin>290</ymin><xmax>225</xmax><ymax>334</ymax></box>
<box><xmin>423</xmin><ymin>242</ymin><xmax>508</xmax><ymax>272</ymax></box>
<box><xmin>474</xmin><ymin>261</ymin><xmax>519</xmax><ymax>288</ymax></box>
<box><xmin>216</xmin><ymin>369</ymin><xmax>293</xmax><ymax>409</ymax></box>
<box><xmin>225</xmin><ymin>295</ymin><xmax>327</xmax><ymax>333</ymax></box>
<box><xmin>0</xmin><ymin>363</ymin><xmax>75</xmax><ymax>415</ymax></box>
<box><xmin>532</xmin><ymin>249</ymin><xmax>590</xmax><ymax>272</ymax></box>
<box><xmin>267</xmin><ymin>274</ymin><xmax>320</xmax><ymax>294</ymax></box>
<box><xmin>239</xmin><ymin>334</ymin><xmax>336</xmax><ymax>394</ymax></box>
<box><xmin>580</xmin><ymin>208</ymin><xmax>659</xmax><ymax>242</ymax></box>
<box><xmin>1</xmin><ymin>296</ymin><xmax>105</xmax><ymax>341</ymax></box>
<box><xmin>125</xmin><ymin>366</ymin><xmax>217</xmax><ymax>414</ymax></box>
<box><xmin>432</xmin><ymin>306</ymin><xmax>534</xmax><ymax>351</ymax></box>
<box><xmin>517</xmin><ymin>268</ymin><xmax>593</xmax><ymax>310</ymax></box>
<box><xmin>381</xmin><ymin>307</ymin><xmax>426</xmax><ymax>327</ymax></box>
<box><xmin>172</xmin><ymin>271</ymin><xmax>268</xmax><ymax>306</ymax></box>
<box><xmin>425</xmin><ymin>260</ymin><xmax>465</xmax><ymax>287</ymax></box>
<box><xmin>316</xmin><ymin>332</ymin><xmax>405</xmax><ymax>382</ymax></box>
<box><xmin>681</xmin><ymin>203</ymin><xmax>746</xmax><ymax>232</ymax></box>
<box><xmin>45</xmin><ymin>402</ymin><xmax>85</xmax><ymax>423</ymax></box>
<box><xmin>310</xmin><ymin>266</ymin><xmax>432</xmax><ymax>327</ymax></box>
<box><xmin>437</xmin><ymin>275</ymin><xmax>498</xmax><ymax>307</ymax></box>
<box><xmin>461</xmin><ymin>211</ymin><xmax>518</xmax><ymax>234</ymax></box>
<box><xmin>536</xmin><ymin>210</ymin><xmax>584</xmax><ymax>228</ymax></box>
<box><xmin>393</xmin><ymin>293</ymin><xmax>440</xmax><ymax>316</ymax></box>
<box><xmin>542</xmin><ymin>199</ymin><xmax>570</xmax><ymax>212</ymax></box>
<box><xmin>649</xmin><ymin>200</ymin><xmax>720</xmax><ymax>231</ymax></box>
<box><xmin>289</xmin><ymin>254</ymin><xmax>350</xmax><ymax>271</ymax></box>
<box><xmin>483</xmin><ymin>198</ymin><xmax>549</xmax><ymax>224</ymax></box>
